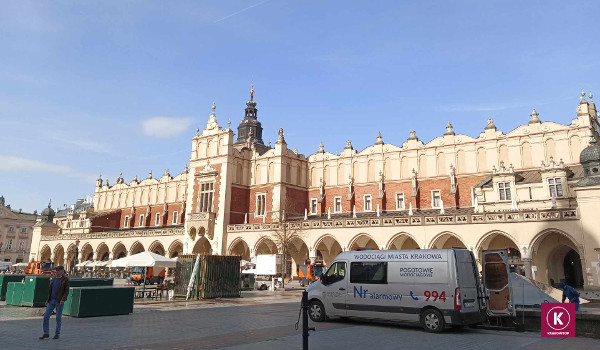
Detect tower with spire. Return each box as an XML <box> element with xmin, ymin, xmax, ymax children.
<box><xmin>235</xmin><ymin>84</ymin><xmax>265</xmax><ymax>147</ymax></box>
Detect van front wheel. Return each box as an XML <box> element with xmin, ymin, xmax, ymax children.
<box><xmin>420</xmin><ymin>309</ymin><xmax>445</xmax><ymax>333</ymax></box>
<box><xmin>308</xmin><ymin>300</ymin><xmax>326</xmax><ymax>322</ymax></box>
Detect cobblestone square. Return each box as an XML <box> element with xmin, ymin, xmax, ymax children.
<box><xmin>1</xmin><ymin>298</ymin><xmax>600</xmax><ymax>350</ymax></box>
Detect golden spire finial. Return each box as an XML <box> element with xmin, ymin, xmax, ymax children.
<box><xmin>212</xmin><ymin>102</ymin><xmax>216</xmax><ymax>113</ymax></box>
<box><xmin>250</xmin><ymin>83</ymin><xmax>255</xmax><ymax>101</ymax></box>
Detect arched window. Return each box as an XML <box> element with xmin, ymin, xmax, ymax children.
<box><xmin>236</xmin><ymin>163</ymin><xmax>243</xmax><ymax>184</ymax></box>
<box><xmin>255</xmin><ymin>164</ymin><xmax>262</xmax><ymax>185</ymax></box>
<box><xmin>419</xmin><ymin>154</ymin><xmax>427</xmax><ymax>177</ymax></box>
<box><xmin>545</xmin><ymin>138</ymin><xmax>556</xmax><ymax>161</ymax></box>
<box><xmin>353</xmin><ymin>162</ymin><xmax>361</xmax><ymax>182</ymax></box>
<box><xmin>268</xmin><ymin>163</ymin><xmax>274</xmax><ymax>183</ymax></box>
<box><xmin>521</xmin><ymin>142</ymin><xmax>532</xmax><ymax>168</ymax></box>
<box><xmin>437</xmin><ymin>152</ymin><xmax>446</xmax><ymax>175</ymax></box>
<box><xmin>477</xmin><ymin>147</ymin><xmax>487</xmax><ymax>172</ymax></box>
<box><xmin>337</xmin><ymin>164</ymin><xmax>345</xmax><ymax>185</ymax></box>
<box><xmin>400</xmin><ymin>156</ymin><xmax>408</xmax><ymax>179</ymax></box>
<box><xmin>456</xmin><ymin>150</ymin><xmax>466</xmax><ymax>173</ymax></box>
<box><xmin>570</xmin><ymin>135</ymin><xmax>581</xmax><ymax>163</ymax></box>
<box><xmin>384</xmin><ymin>158</ymin><xmax>393</xmax><ymax>180</ymax></box>
<box><xmin>498</xmin><ymin>144</ymin><xmax>508</xmax><ymax>166</ymax></box>
<box><xmin>367</xmin><ymin>160</ymin><xmax>375</xmax><ymax>182</ymax></box>
<box><xmin>285</xmin><ymin>163</ymin><xmax>291</xmax><ymax>183</ymax></box>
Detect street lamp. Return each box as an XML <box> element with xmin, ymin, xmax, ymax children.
<box><xmin>74</xmin><ymin>239</ymin><xmax>80</xmax><ymax>269</ymax></box>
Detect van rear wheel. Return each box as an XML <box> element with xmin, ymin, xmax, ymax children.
<box><xmin>420</xmin><ymin>309</ymin><xmax>445</xmax><ymax>333</ymax></box>
<box><xmin>308</xmin><ymin>300</ymin><xmax>326</xmax><ymax>322</ymax></box>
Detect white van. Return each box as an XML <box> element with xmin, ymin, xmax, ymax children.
<box><xmin>306</xmin><ymin>248</ymin><xmax>515</xmax><ymax>333</ymax></box>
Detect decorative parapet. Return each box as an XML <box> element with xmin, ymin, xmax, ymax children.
<box><xmin>41</xmin><ymin>226</ymin><xmax>184</xmax><ymax>241</ymax></box>
<box><xmin>226</xmin><ymin>209</ymin><xmax>579</xmax><ymax>232</ymax></box>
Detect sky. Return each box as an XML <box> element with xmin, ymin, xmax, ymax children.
<box><xmin>1</xmin><ymin>1</ymin><xmax>599</xmax><ymax>213</ymax></box>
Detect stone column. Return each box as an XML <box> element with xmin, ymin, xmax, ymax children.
<box><xmin>522</xmin><ymin>258</ymin><xmax>533</xmax><ymax>280</ymax></box>
<box><xmin>308</xmin><ymin>247</ymin><xmax>316</xmax><ymax>264</ymax></box>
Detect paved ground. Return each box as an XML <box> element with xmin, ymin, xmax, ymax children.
<box><xmin>1</xmin><ymin>295</ymin><xmax>600</xmax><ymax>350</ymax></box>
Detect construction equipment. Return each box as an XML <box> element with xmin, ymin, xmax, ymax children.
<box><xmin>298</xmin><ymin>262</ymin><xmax>325</xmax><ymax>287</ymax></box>
<box><xmin>23</xmin><ymin>261</ymin><xmax>54</xmax><ymax>276</ymax></box>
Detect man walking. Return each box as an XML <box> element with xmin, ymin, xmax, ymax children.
<box><xmin>557</xmin><ymin>282</ymin><xmax>580</xmax><ymax>312</ymax></box>
<box><xmin>40</xmin><ymin>266</ymin><xmax>70</xmax><ymax>340</ymax></box>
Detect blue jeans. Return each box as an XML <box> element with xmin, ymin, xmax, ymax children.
<box><xmin>43</xmin><ymin>300</ymin><xmax>64</xmax><ymax>335</ymax></box>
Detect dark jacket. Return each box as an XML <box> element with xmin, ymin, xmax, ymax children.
<box><xmin>47</xmin><ymin>276</ymin><xmax>70</xmax><ymax>303</ymax></box>
<box><xmin>562</xmin><ymin>285</ymin><xmax>580</xmax><ymax>303</ymax></box>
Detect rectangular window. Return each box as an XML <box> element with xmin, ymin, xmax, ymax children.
<box><xmin>364</xmin><ymin>194</ymin><xmax>372</xmax><ymax>211</ymax></box>
<box><xmin>431</xmin><ymin>190</ymin><xmax>441</xmax><ymax>208</ymax></box>
<box><xmin>498</xmin><ymin>182</ymin><xmax>512</xmax><ymax>201</ymax></box>
<box><xmin>310</xmin><ymin>198</ymin><xmax>318</xmax><ymax>215</ymax></box>
<box><xmin>199</xmin><ymin>182</ymin><xmax>215</xmax><ymax>212</ymax></box>
<box><xmin>138</xmin><ymin>214</ymin><xmax>145</xmax><ymax>227</ymax></box>
<box><xmin>350</xmin><ymin>262</ymin><xmax>387</xmax><ymax>284</ymax></box>
<box><xmin>124</xmin><ymin>216</ymin><xmax>129</xmax><ymax>228</ymax></box>
<box><xmin>256</xmin><ymin>193</ymin><xmax>267</xmax><ymax>217</ymax></box>
<box><xmin>6</xmin><ymin>239</ymin><xmax>13</xmax><ymax>250</ymax></box>
<box><xmin>396</xmin><ymin>193</ymin><xmax>405</xmax><ymax>210</ymax></box>
<box><xmin>334</xmin><ymin>197</ymin><xmax>342</xmax><ymax>213</ymax></box>
<box><xmin>325</xmin><ymin>262</ymin><xmax>347</xmax><ymax>284</ymax></box>
<box><xmin>8</xmin><ymin>226</ymin><xmax>14</xmax><ymax>233</ymax></box>
<box><xmin>19</xmin><ymin>240</ymin><xmax>25</xmax><ymax>250</ymax></box>
<box><xmin>172</xmin><ymin>211</ymin><xmax>178</xmax><ymax>224</ymax></box>
<box><xmin>548</xmin><ymin>178</ymin><xmax>564</xmax><ymax>198</ymax></box>
<box><xmin>20</xmin><ymin>227</ymin><xmax>27</xmax><ymax>233</ymax></box>
<box><xmin>155</xmin><ymin>213</ymin><xmax>161</xmax><ymax>226</ymax></box>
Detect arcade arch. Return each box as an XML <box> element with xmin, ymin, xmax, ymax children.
<box><xmin>80</xmin><ymin>243</ymin><xmax>94</xmax><ymax>261</ymax></box>
<box><xmin>39</xmin><ymin>245</ymin><xmax>51</xmax><ymax>262</ymax></box>
<box><xmin>149</xmin><ymin>240</ymin><xmax>166</xmax><ymax>256</ymax></box>
<box><xmin>429</xmin><ymin>232</ymin><xmax>467</xmax><ymax>249</ymax></box>
<box><xmin>53</xmin><ymin>244</ymin><xmax>65</xmax><ymax>266</ymax></box>
<box><xmin>96</xmin><ymin>243</ymin><xmax>110</xmax><ymax>261</ymax></box>
<box><xmin>531</xmin><ymin>230</ymin><xmax>584</xmax><ymax>287</ymax></box>
<box><xmin>349</xmin><ymin>233</ymin><xmax>379</xmax><ymax>251</ymax></box>
<box><xmin>387</xmin><ymin>233</ymin><xmax>420</xmax><ymax>250</ymax></box>
<box><xmin>112</xmin><ymin>242</ymin><xmax>127</xmax><ymax>259</ymax></box>
<box><xmin>129</xmin><ymin>241</ymin><xmax>145</xmax><ymax>255</ymax></box>
<box><xmin>192</xmin><ymin>237</ymin><xmax>212</xmax><ymax>255</ymax></box>
<box><xmin>314</xmin><ymin>235</ymin><xmax>343</xmax><ymax>266</ymax></box>
<box><xmin>229</xmin><ymin>238</ymin><xmax>251</xmax><ymax>261</ymax></box>
<box><xmin>254</xmin><ymin>237</ymin><xmax>278</xmax><ymax>255</ymax></box>
<box><xmin>168</xmin><ymin>240</ymin><xmax>183</xmax><ymax>258</ymax></box>
<box><xmin>476</xmin><ymin>231</ymin><xmax>521</xmax><ymax>274</ymax></box>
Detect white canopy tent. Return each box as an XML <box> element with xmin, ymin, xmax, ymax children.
<box><xmin>112</xmin><ymin>252</ymin><xmax>177</xmax><ymax>292</ymax></box>
<box><xmin>75</xmin><ymin>261</ymin><xmax>92</xmax><ymax>268</ymax></box>
<box><xmin>111</xmin><ymin>251</ymin><xmax>176</xmax><ymax>269</ymax></box>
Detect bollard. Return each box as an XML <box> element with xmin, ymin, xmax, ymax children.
<box><xmin>301</xmin><ymin>291</ymin><xmax>315</xmax><ymax>350</ymax></box>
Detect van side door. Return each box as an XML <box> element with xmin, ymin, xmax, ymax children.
<box><xmin>347</xmin><ymin>261</ymin><xmax>391</xmax><ymax>320</ymax></box>
<box><xmin>321</xmin><ymin>261</ymin><xmax>348</xmax><ymax>317</ymax></box>
<box><xmin>482</xmin><ymin>250</ymin><xmax>516</xmax><ymax>317</ymax></box>
<box><xmin>453</xmin><ymin>249</ymin><xmax>481</xmax><ymax>314</ymax></box>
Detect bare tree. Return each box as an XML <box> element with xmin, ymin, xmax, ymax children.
<box><xmin>270</xmin><ymin>201</ymin><xmax>306</xmax><ymax>289</ymax></box>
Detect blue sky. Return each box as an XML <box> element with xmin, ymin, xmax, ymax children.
<box><xmin>1</xmin><ymin>1</ymin><xmax>599</xmax><ymax>213</ymax></box>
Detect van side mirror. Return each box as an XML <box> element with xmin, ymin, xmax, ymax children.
<box><xmin>321</xmin><ymin>275</ymin><xmax>328</xmax><ymax>285</ymax></box>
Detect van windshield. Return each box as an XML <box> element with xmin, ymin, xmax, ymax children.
<box><xmin>132</xmin><ymin>267</ymin><xmax>145</xmax><ymax>274</ymax></box>
<box><xmin>41</xmin><ymin>262</ymin><xmax>54</xmax><ymax>271</ymax></box>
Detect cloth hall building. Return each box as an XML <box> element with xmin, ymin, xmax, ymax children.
<box><xmin>29</xmin><ymin>88</ymin><xmax>600</xmax><ymax>290</ymax></box>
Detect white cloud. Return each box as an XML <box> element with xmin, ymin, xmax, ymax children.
<box><xmin>0</xmin><ymin>155</ymin><xmax>70</xmax><ymax>174</ymax></box>
<box><xmin>0</xmin><ymin>155</ymin><xmax>95</xmax><ymax>182</ymax></box>
<box><xmin>141</xmin><ymin>117</ymin><xmax>193</xmax><ymax>138</ymax></box>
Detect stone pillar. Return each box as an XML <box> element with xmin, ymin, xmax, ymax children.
<box><xmin>309</xmin><ymin>247</ymin><xmax>316</xmax><ymax>264</ymax></box>
<box><xmin>522</xmin><ymin>258</ymin><xmax>533</xmax><ymax>280</ymax></box>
